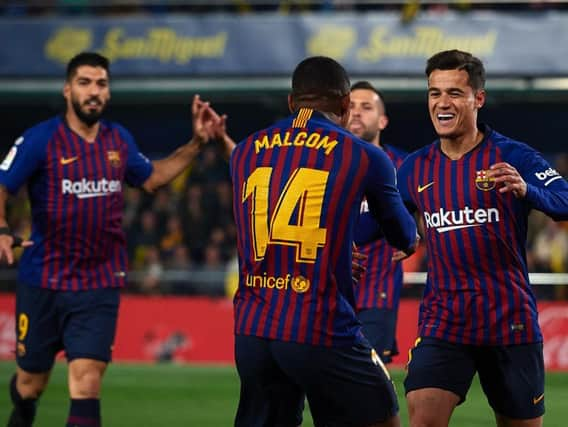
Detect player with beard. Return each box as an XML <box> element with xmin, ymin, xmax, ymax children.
<box><xmin>0</xmin><ymin>52</ymin><xmax>221</xmax><ymax>427</ymax></box>
<box><xmin>347</xmin><ymin>81</ymin><xmax>407</xmax><ymax>364</ymax></box>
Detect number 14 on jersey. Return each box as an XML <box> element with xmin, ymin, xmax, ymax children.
<box><xmin>242</xmin><ymin>167</ymin><xmax>329</xmax><ymax>263</ymax></box>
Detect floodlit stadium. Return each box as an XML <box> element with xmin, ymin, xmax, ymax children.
<box><xmin>0</xmin><ymin>1</ymin><xmax>567</xmax><ymax>426</ymax></box>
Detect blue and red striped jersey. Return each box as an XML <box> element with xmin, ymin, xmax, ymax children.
<box><xmin>354</xmin><ymin>144</ymin><xmax>407</xmax><ymax>311</ymax></box>
<box><xmin>397</xmin><ymin>125</ymin><xmax>568</xmax><ymax>345</ymax></box>
<box><xmin>230</xmin><ymin>109</ymin><xmax>417</xmax><ymax>347</ymax></box>
<box><xmin>0</xmin><ymin>116</ymin><xmax>152</xmax><ymax>290</ymax></box>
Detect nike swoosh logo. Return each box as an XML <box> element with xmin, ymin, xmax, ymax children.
<box><xmin>60</xmin><ymin>157</ymin><xmax>78</xmax><ymax>165</ymax></box>
<box><xmin>533</xmin><ymin>394</ymin><xmax>544</xmax><ymax>404</ymax></box>
<box><xmin>417</xmin><ymin>182</ymin><xmax>435</xmax><ymax>193</ymax></box>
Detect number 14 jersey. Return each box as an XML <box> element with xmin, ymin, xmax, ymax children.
<box><xmin>230</xmin><ymin>109</ymin><xmax>416</xmax><ymax>347</ymax></box>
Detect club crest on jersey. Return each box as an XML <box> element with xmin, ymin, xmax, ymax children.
<box><xmin>107</xmin><ymin>150</ymin><xmax>121</xmax><ymax>168</ymax></box>
<box><xmin>475</xmin><ymin>169</ymin><xmax>495</xmax><ymax>191</ymax></box>
<box><xmin>291</xmin><ymin>275</ymin><xmax>310</xmax><ymax>293</ymax></box>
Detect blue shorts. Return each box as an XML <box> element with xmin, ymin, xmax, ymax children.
<box><xmin>358</xmin><ymin>307</ymin><xmax>399</xmax><ymax>363</ymax></box>
<box><xmin>15</xmin><ymin>285</ymin><xmax>120</xmax><ymax>373</ymax></box>
<box><xmin>235</xmin><ymin>335</ymin><xmax>398</xmax><ymax>427</ymax></box>
<box><xmin>404</xmin><ymin>337</ymin><xmax>545</xmax><ymax>420</ymax></box>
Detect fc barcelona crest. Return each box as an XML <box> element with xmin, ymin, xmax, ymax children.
<box><xmin>107</xmin><ymin>151</ymin><xmax>121</xmax><ymax>168</ymax></box>
<box><xmin>475</xmin><ymin>169</ymin><xmax>495</xmax><ymax>191</ymax></box>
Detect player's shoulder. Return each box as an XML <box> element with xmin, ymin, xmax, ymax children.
<box><xmin>487</xmin><ymin>126</ymin><xmax>538</xmax><ymax>161</ymax></box>
<box><xmin>399</xmin><ymin>143</ymin><xmax>434</xmax><ymax>170</ymax></box>
<box><xmin>383</xmin><ymin>143</ymin><xmax>407</xmax><ymax>158</ymax></box>
<box><xmin>22</xmin><ymin>115</ymin><xmax>62</xmax><ymax>141</ymax></box>
<box><xmin>100</xmin><ymin>119</ymin><xmax>133</xmax><ymax>141</ymax></box>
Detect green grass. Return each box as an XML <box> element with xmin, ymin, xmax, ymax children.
<box><xmin>0</xmin><ymin>361</ymin><xmax>566</xmax><ymax>426</ymax></box>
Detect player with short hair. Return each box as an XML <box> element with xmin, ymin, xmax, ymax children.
<box><xmin>0</xmin><ymin>52</ymin><xmax>220</xmax><ymax>427</ymax></box>
<box><xmin>397</xmin><ymin>49</ymin><xmax>568</xmax><ymax>427</ymax></box>
<box><xmin>231</xmin><ymin>56</ymin><xmax>418</xmax><ymax>427</ymax></box>
<box><xmin>348</xmin><ymin>81</ymin><xmax>407</xmax><ymax>364</ymax></box>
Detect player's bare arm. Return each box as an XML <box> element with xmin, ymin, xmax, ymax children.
<box><xmin>0</xmin><ymin>184</ymin><xmax>32</xmax><ymax>264</ymax></box>
<box><xmin>488</xmin><ymin>161</ymin><xmax>527</xmax><ymax>198</ymax></box>
<box><xmin>142</xmin><ymin>95</ymin><xmax>221</xmax><ymax>193</ymax></box>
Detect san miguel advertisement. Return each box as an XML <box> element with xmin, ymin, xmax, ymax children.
<box><xmin>1</xmin><ymin>294</ymin><xmax>567</xmax><ymax>370</ymax></box>
<box><xmin>1</xmin><ymin>11</ymin><xmax>568</xmax><ymax>77</ymax></box>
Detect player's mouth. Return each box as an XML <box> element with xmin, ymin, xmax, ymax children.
<box><xmin>85</xmin><ymin>99</ymin><xmax>102</xmax><ymax>108</ymax></box>
<box><xmin>348</xmin><ymin>121</ymin><xmax>364</xmax><ymax>132</ymax></box>
<box><xmin>436</xmin><ymin>113</ymin><xmax>456</xmax><ymax>127</ymax></box>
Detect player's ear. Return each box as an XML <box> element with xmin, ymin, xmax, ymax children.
<box><xmin>379</xmin><ymin>114</ymin><xmax>389</xmax><ymax>131</ymax></box>
<box><xmin>288</xmin><ymin>94</ymin><xmax>295</xmax><ymax>113</ymax></box>
<box><xmin>475</xmin><ymin>89</ymin><xmax>486</xmax><ymax>110</ymax></box>
<box><xmin>63</xmin><ymin>81</ymin><xmax>70</xmax><ymax>101</ymax></box>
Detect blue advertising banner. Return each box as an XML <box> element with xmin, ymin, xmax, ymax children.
<box><xmin>1</xmin><ymin>11</ymin><xmax>567</xmax><ymax>77</ymax></box>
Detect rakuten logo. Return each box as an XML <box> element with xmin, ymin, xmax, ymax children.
<box><xmin>534</xmin><ymin>168</ymin><xmax>562</xmax><ymax>186</ymax></box>
<box><xmin>61</xmin><ymin>178</ymin><xmax>122</xmax><ymax>199</ymax></box>
<box><xmin>424</xmin><ymin>206</ymin><xmax>500</xmax><ymax>233</ymax></box>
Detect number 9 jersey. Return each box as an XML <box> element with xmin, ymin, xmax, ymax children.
<box><xmin>230</xmin><ymin>108</ymin><xmax>417</xmax><ymax>347</ymax></box>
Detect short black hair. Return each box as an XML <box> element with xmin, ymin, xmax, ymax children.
<box><xmin>66</xmin><ymin>52</ymin><xmax>110</xmax><ymax>81</ymax></box>
<box><xmin>350</xmin><ymin>81</ymin><xmax>387</xmax><ymax>113</ymax></box>
<box><xmin>291</xmin><ymin>56</ymin><xmax>350</xmax><ymax>103</ymax></box>
<box><xmin>425</xmin><ymin>49</ymin><xmax>485</xmax><ymax>91</ymax></box>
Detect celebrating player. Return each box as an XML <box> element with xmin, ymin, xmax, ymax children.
<box><xmin>0</xmin><ymin>52</ymin><xmax>220</xmax><ymax>427</ymax></box>
<box><xmin>231</xmin><ymin>56</ymin><xmax>418</xmax><ymax>427</ymax></box>
<box><xmin>348</xmin><ymin>81</ymin><xmax>407</xmax><ymax>364</ymax></box>
<box><xmin>398</xmin><ymin>49</ymin><xmax>568</xmax><ymax>427</ymax></box>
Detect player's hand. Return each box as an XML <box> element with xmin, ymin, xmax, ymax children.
<box><xmin>392</xmin><ymin>234</ymin><xmax>420</xmax><ymax>262</ymax></box>
<box><xmin>488</xmin><ymin>162</ymin><xmax>527</xmax><ymax>198</ymax></box>
<box><xmin>0</xmin><ymin>233</ymin><xmax>33</xmax><ymax>265</ymax></box>
<box><xmin>352</xmin><ymin>244</ymin><xmax>367</xmax><ymax>283</ymax></box>
<box><xmin>191</xmin><ymin>94</ymin><xmax>222</xmax><ymax>146</ymax></box>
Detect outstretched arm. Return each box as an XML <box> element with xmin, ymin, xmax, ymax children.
<box><xmin>211</xmin><ymin>112</ymin><xmax>236</xmax><ymax>160</ymax></box>
<box><xmin>141</xmin><ymin>95</ymin><xmax>221</xmax><ymax>193</ymax></box>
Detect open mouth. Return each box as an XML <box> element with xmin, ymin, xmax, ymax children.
<box><xmin>437</xmin><ymin>113</ymin><xmax>455</xmax><ymax>122</ymax></box>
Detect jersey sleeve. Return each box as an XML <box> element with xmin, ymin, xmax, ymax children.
<box><xmin>363</xmin><ymin>145</ymin><xmax>417</xmax><ymax>252</ymax></box>
<box><xmin>396</xmin><ymin>156</ymin><xmax>418</xmax><ymax>214</ymax></box>
<box><xmin>0</xmin><ymin>132</ymin><xmax>46</xmax><ymax>194</ymax></box>
<box><xmin>515</xmin><ymin>145</ymin><xmax>568</xmax><ymax>221</ymax></box>
<box><xmin>119</xmin><ymin>126</ymin><xmax>153</xmax><ymax>188</ymax></box>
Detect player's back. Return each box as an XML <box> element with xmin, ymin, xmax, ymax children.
<box><xmin>231</xmin><ymin>108</ymin><xmax>415</xmax><ymax>347</ymax></box>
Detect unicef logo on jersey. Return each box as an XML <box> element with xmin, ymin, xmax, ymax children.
<box><xmin>424</xmin><ymin>206</ymin><xmax>500</xmax><ymax>233</ymax></box>
<box><xmin>61</xmin><ymin>178</ymin><xmax>122</xmax><ymax>199</ymax></box>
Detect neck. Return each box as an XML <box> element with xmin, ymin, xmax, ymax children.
<box><xmin>373</xmin><ymin>134</ymin><xmax>382</xmax><ymax>149</ymax></box>
<box><xmin>440</xmin><ymin>128</ymin><xmax>483</xmax><ymax>160</ymax></box>
<box><xmin>317</xmin><ymin>110</ymin><xmax>343</xmax><ymax>125</ymax></box>
<box><xmin>65</xmin><ymin>110</ymin><xmax>100</xmax><ymax>142</ymax></box>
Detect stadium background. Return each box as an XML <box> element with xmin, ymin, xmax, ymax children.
<box><xmin>0</xmin><ymin>1</ymin><xmax>567</xmax><ymax>425</ymax></box>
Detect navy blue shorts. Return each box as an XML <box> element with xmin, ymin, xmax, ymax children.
<box><xmin>235</xmin><ymin>335</ymin><xmax>398</xmax><ymax>427</ymax></box>
<box><xmin>15</xmin><ymin>285</ymin><xmax>120</xmax><ymax>373</ymax></box>
<box><xmin>358</xmin><ymin>307</ymin><xmax>399</xmax><ymax>363</ymax></box>
<box><xmin>404</xmin><ymin>337</ymin><xmax>545</xmax><ymax>419</ymax></box>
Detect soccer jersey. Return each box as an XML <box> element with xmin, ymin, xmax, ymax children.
<box><xmin>0</xmin><ymin>116</ymin><xmax>152</xmax><ymax>290</ymax></box>
<box><xmin>397</xmin><ymin>125</ymin><xmax>568</xmax><ymax>345</ymax></box>
<box><xmin>354</xmin><ymin>145</ymin><xmax>406</xmax><ymax>311</ymax></box>
<box><xmin>231</xmin><ymin>108</ymin><xmax>416</xmax><ymax>347</ymax></box>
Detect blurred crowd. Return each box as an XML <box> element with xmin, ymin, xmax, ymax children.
<box><xmin>1</xmin><ymin>0</ymin><xmax>567</xmax><ymax>17</ymax></box>
<box><xmin>4</xmin><ymin>147</ymin><xmax>568</xmax><ymax>298</ymax></box>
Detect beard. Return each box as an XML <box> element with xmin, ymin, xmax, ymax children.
<box><xmin>71</xmin><ymin>97</ymin><xmax>106</xmax><ymax>127</ymax></box>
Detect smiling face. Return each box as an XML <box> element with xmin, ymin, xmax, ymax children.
<box><xmin>347</xmin><ymin>88</ymin><xmax>388</xmax><ymax>146</ymax></box>
<box><xmin>427</xmin><ymin>68</ymin><xmax>485</xmax><ymax>142</ymax></box>
<box><xmin>64</xmin><ymin>65</ymin><xmax>110</xmax><ymax>127</ymax></box>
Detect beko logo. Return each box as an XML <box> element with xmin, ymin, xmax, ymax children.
<box><xmin>534</xmin><ymin>168</ymin><xmax>562</xmax><ymax>186</ymax></box>
<box><xmin>61</xmin><ymin>178</ymin><xmax>121</xmax><ymax>199</ymax></box>
<box><xmin>424</xmin><ymin>206</ymin><xmax>500</xmax><ymax>233</ymax></box>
